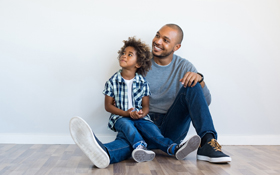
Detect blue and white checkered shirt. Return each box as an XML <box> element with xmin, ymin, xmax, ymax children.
<box><xmin>103</xmin><ymin>70</ymin><xmax>152</xmax><ymax>131</ymax></box>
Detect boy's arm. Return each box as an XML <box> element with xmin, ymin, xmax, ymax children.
<box><xmin>141</xmin><ymin>96</ymin><xmax>149</xmax><ymax>117</ymax></box>
<box><xmin>105</xmin><ymin>95</ymin><xmax>133</xmax><ymax>117</ymax></box>
<box><xmin>131</xmin><ymin>96</ymin><xmax>149</xmax><ymax>119</ymax></box>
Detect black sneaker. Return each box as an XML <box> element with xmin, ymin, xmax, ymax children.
<box><xmin>197</xmin><ymin>138</ymin><xmax>231</xmax><ymax>163</ymax></box>
<box><xmin>175</xmin><ymin>135</ymin><xmax>201</xmax><ymax>160</ymax></box>
<box><xmin>69</xmin><ymin>117</ymin><xmax>110</xmax><ymax>168</ymax></box>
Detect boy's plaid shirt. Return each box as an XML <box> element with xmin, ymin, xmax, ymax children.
<box><xmin>103</xmin><ymin>70</ymin><xmax>152</xmax><ymax>131</ymax></box>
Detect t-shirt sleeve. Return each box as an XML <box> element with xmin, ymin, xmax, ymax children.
<box><xmin>142</xmin><ymin>81</ymin><xmax>151</xmax><ymax>96</ymax></box>
<box><xmin>102</xmin><ymin>80</ymin><xmax>114</xmax><ymax>98</ymax></box>
<box><xmin>183</xmin><ymin>61</ymin><xmax>197</xmax><ymax>73</ymax></box>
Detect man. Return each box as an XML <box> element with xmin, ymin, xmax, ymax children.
<box><xmin>69</xmin><ymin>24</ymin><xmax>231</xmax><ymax>169</ymax></box>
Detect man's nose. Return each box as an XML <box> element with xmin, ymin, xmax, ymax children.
<box><xmin>154</xmin><ymin>38</ymin><xmax>162</xmax><ymax>45</ymax></box>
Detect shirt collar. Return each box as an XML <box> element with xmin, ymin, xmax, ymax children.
<box><xmin>116</xmin><ymin>69</ymin><xmax>145</xmax><ymax>83</ymax></box>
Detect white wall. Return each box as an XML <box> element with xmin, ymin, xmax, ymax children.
<box><xmin>1</xmin><ymin>0</ymin><xmax>280</xmax><ymax>145</ymax></box>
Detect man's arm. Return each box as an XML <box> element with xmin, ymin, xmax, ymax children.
<box><xmin>179</xmin><ymin>72</ymin><xmax>204</xmax><ymax>88</ymax></box>
<box><xmin>104</xmin><ymin>95</ymin><xmax>133</xmax><ymax>117</ymax></box>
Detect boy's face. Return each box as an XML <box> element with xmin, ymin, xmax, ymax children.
<box><xmin>119</xmin><ymin>46</ymin><xmax>140</xmax><ymax>69</ymax></box>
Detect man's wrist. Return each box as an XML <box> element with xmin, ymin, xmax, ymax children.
<box><xmin>197</xmin><ymin>72</ymin><xmax>204</xmax><ymax>83</ymax></box>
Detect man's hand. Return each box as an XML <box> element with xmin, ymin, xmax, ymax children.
<box><xmin>179</xmin><ymin>72</ymin><xmax>203</xmax><ymax>88</ymax></box>
<box><xmin>130</xmin><ymin>110</ymin><xmax>144</xmax><ymax>120</ymax></box>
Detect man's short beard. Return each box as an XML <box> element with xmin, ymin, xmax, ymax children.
<box><xmin>153</xmin><ymin>50</ymin><xmax>174</xmax><ymax>59</ymax></box>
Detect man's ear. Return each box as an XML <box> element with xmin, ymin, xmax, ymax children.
<box><xmin>173</xmin><ymin>44</ymin><xmax>181</xmax><ymax>52</ymax></box>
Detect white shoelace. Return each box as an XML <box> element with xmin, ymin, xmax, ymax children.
<box><xmin>135</xmin><ymin>144</ymin><xmax>145</xmax><ymax>150</ymax></box>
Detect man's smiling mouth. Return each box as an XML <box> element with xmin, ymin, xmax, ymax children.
<box><xmin>153</xmin><ymin>44</ymin><xmax>163</xmax><ymax>51</ymax></box>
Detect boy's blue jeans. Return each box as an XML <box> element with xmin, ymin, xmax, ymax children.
<box><xmin>114</xmin><ymin>117</ymin><xmax>175</xmax><ymax>153</ymax></box>
<box><xmin>104</xmin><ymin>83</ymin><xmax>217</xmax><ymax>164</ymax></box>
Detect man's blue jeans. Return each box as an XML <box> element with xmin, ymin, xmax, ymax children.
<box><xmin>104</xmin><ymin>84</ymin><xmax>217</xmax><ymax>163</ymax></box>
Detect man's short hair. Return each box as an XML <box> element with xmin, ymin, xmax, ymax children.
<box><xmin>165</xmin><ymin>24</ymin><xmax>184</xmax><ymax>44</ymax></box>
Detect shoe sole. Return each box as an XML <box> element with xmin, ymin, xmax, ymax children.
<box><xmin>132</xmin><ymin>149</ymin><xmax>155</xmax><ymax>163</ymax></box>
<box><xmin>175</xmin><ymin>135</ymin><xmax>201</xmax><ymax>160</ymax></box>
<box><xmin>69</xmin><ymin>116</ymin><xmax>110</xmax><ymax>168</ymax></box>
<box><xmin>197</xmin><ymin>155</ymin><xmax>232</xmax><ymax>163</ymax></box>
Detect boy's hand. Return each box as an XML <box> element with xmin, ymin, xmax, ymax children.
<box><xmin>130</xmin><ymin>110</ymin><xmax>143</xmax><ymax>119</ymax></box>
<box><xmin>138</xmin><ymin>110</ymin><xmax>143</xmax><ymax>117</ymax></box>
<box><xmin>125</xmin><ymin>108</ymin><xmax>134</xmax><ymax>117</ymax></box>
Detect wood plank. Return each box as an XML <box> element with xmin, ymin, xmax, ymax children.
<box><xmin>0</xmin><ymin>144</ymin><xmax>280</xmax><ymax>175</ymax></box>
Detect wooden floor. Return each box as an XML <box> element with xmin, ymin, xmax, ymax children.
<box><xmin>0</xmin><ymin>144</ymin><xmax>280</xmax><ymax>175</ymax></box>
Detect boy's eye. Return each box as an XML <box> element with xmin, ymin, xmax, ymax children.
<box><xmin>128</xmin><ymin>54</ymin><xmax>132</xmax><ymax>56</ymax></box>
<box><xmin>122</xmin><ymin>52</ymin><xmax>125</xmax><ymax>55</ymax></box>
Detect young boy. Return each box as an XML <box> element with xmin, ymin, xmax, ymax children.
<box><xmin>69</xmin><ymin>37</ymin><xmax>201</xmax><ymax>168</ymax></box>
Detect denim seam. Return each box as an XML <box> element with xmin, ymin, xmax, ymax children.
<box><xmin>160</xmin><ymin>91</ymin><xmax>184</xmax><ymax>135</ymax></box>
<box><xmin>181</xmin><ymin>87</ymin><xmax>198</xmax><ymax>131</ymax></box>
<box><xmin>182</xmin><ymin>85</ymin><xmax>217</xmax><ymax>140</ymax></box>
<box><xmin>107</xmin><ymin>144</ymin><xmax>131</xmax><ymax>152</ymax></box>
<box><xmin>182</xmin><ymin>87</ymin><xmax>200</xmax><ymax>133</ymax></box>
<box><xmin>163</xmin><ymin>89</ymin><xmax>191</xmax><ymax>144</ymax></box>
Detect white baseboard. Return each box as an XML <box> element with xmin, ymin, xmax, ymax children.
<box><xmin>0</xmin><ymin>133</ymin><xmax>116</xmax><ymax>144</ymax></box>
<box><xmin>0</xmin><ymin>133</ymin><xmax>279</xmax><ymax>145</ymax></box>
<box><xmin>217</xmin><ymin>135</ymin><xmax>280</xmax><ymax>145</ymax></box>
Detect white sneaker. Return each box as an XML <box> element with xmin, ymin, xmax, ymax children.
<box><xmin>69</xmin><ymin>116</ymin><xmax>110</xmax><ymax>168</ymax></box>
<box><xmin>132</xmin><ymin>144</ymin><xmax>155</xmax><ymax>163</ymax></box>
<box><xmin>175</xmin><ymin>135</ymin><xmax>201</xmax><ymax>160</ymax></box>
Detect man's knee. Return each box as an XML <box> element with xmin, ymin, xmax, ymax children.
<box><xmin>178</xmin><ymin>83</ymin><xmax>204</xmax><ymax>99</ymax></box>
<box><xmin>181</xmin><ymin>83</ymin><xmax>202</xmax><ymax>92</ymax></box>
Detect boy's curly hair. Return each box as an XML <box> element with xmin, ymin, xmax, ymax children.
<box><xmin>118</xmin><ymin>37</ymin><xmax>152</xmax><ymax>77</ymax></box>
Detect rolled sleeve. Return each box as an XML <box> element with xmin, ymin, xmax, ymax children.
<box><xmin>143</xmin><ymin>82</ymin><xmax>151</xmax><ymax>96</ymax></box>
<box><xmin>103</xmin><ymin>81</ymin><xmax>114</xmax><ymax>97</ymax></box>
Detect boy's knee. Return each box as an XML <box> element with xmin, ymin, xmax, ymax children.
<box><xmin>115</xmin><ymin>118</ymin><xmax>132</xmax><ymax>128</ymax></box>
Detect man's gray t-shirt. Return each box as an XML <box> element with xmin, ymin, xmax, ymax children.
<box><xmin>145</xmin><ymin>54</ymin><xmax>211</xmax><ymax>114</ymax></box>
